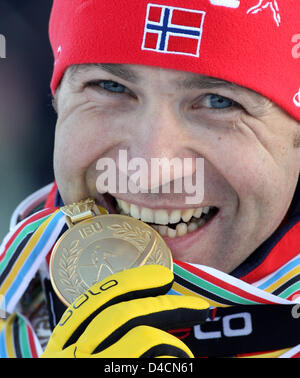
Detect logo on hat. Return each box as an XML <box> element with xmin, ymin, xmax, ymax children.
<box><xmin>54</xmin><ymin>45</ymin><xmax>62</xmax><ymax>66</ymax></box>
<box><xmin>142</xmin><ymin>4</ymin><xmax>206</xmax><ymax>57</ymax></box>
<box><xmin>293</xmin><ymin>89</ymin><xmax>300</xmax><ymax>107</ymax></box>
<box><xmin>209</xmin><ymin>0</ymin><xmax>240</xmax><ymax>8</ymax></box>
<box><xmin>247</xmin><ymin>1</ymin><xmax>281</xmax><ymax>27</ymax></box>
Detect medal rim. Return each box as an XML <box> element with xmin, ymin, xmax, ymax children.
<box><xmin>49</xmin><ymin>213</ymin><xmax>173</xmax><ymax>306</ymax></box>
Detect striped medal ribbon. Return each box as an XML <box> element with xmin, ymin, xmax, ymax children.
<box><xmin>0</xmin><ymin>208</ymin><xmax>65</xmax><ymax>315</ymax></box>
<box><xmin>170</xmin><ymin>260</ymin><xmax>300</xmax><ymax>357</ymax></box>
<box><xmin>0</xmin><ymin>313</ymin><xmax>42</xmax><ymax>358</ymax></box>
<box><xmin>171</xmin><ymin>260</ymin><xmax>300</xmax><ymax>306</ymax></box>
<box><xmin>0</xmin><ymin>207</ymin><xmax>66</xmax><ymax>357</ymax></box>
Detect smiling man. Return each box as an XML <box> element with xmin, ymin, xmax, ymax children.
<box><xmin>0</xmin><ymin>0</ymin><xmax>299</xmax><ymax>359</ymax></box>
<box><xmin>53</xmin><ymin>62</ymin><xmax>299</xmax><ymax>274</ymax></box>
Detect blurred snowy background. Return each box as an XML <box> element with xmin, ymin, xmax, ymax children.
<box><xmin>0</xmin><ymin>0</ymin><xmax>56</xmax><ymax>240</ymax></box>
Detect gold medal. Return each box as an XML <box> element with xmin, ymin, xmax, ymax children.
<box><xmin>49</xmin><ymin>198</ymin><xmax>172</xmax><ymax>306</ymax></box>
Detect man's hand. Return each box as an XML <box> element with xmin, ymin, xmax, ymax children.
<box><xmin>41</xmin><ymin>265</ymin><xmax>209</xmax><ymax>358</ymax></box>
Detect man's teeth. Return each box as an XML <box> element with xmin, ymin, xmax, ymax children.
<box><xmin>116</xmin><ymin>199</ymin><xmax>214</xmax><ymax>238</ymax></box>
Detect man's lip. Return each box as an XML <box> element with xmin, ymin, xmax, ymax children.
<box><xmin>96</xmin><ymin>192</ymin><xmax>219</xmax><ymax>245</ymax></box>
<box><xmin>163</xmin><ymin>209</ymin><xmax>220</xmax><ymax>252</ymax></box>
<box><xmin>101</xmin><ymin>193</ymin><xmax>217</xmax><ymax>211</ymax></box>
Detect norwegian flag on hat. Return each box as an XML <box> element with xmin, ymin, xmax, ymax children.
<box><xmin>142</xmin><ymin>4</ymin><xmax>206</xmax><ymax>57</ymax></box>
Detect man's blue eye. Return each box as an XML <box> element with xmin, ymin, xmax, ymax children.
<box><xmin>207</xmin><ymin>94</ymin><xmax>234</xmax><ymax>109</ymax></box>
<box><xmin>100</xmin><ymin>81</ymin><xmax>126</xmax><ymax>93</ymax></box>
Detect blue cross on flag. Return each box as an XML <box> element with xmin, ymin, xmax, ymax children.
<box><xmin>142</xmin><ymin>3</ymin><xmax>206</xmax><ymax>57</ymax></box>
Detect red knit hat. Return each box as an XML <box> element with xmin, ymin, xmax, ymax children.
<box><xmin>49</xmin><ymin>0</ymin><xmax>300</xmax><ymax>121</ymax></box>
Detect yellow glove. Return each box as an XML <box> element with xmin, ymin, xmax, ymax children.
<box><xmin>41</xmin><ymin>265</ymin><xmax>209</xmax><ymax>358</ymax></box>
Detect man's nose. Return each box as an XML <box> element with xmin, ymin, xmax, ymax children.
<box><xmin>121</xmin><ymin>104</ymin><xmax>197</xmax><ymax>191</ymax></box>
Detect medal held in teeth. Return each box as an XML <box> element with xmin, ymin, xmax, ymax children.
<box><xmin>49</xmin><ymin>198</ymin><xmax>173</xmax><ymax>306</ymax></box>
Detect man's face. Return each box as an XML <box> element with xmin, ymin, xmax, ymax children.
<box><xmin>53</xmin><ymin>64</ymin><xmax>300</xmax><ymax>273</ymax></box>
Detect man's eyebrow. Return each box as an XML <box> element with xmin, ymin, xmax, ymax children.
<box><xmin>177</xmin><ymin>75</ymin><xmax>273</xmax><ymax>109</ymax></box>
<box><xmin>68</xmin><ymin>63</ymin><xmax>140</xmax><ymax>83</ymax></box>
<box><xmin>176</xmin><ymin>75</ymin><xmax>239</xmax><ymax>91</ymax></box>
<box><xmin>69</xmin><ymin>63</ymin><xmax>236</xmax><ymax>89</ymax></box>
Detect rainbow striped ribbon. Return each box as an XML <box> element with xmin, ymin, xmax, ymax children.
<box><xmin>0</xmin><ymin>313</ymin><xmax>42</xmax><ymax>358</ymax></box>
<box><xmin>170</xmin><ymin>260</ymin><xmax>299</xmax><ymax>306</ymax></box>
<box><xmin>0</xmin><ymin>208</ymin><xmax>65</xmax><ymax>315</ymax></box>
<box><xmin>254</xmin><ymin>255</ymin><xmax>300</xmax><ymax>300</ymax></box>
<box><xmin>0</xmin><ymin>207</ymin><xmax>65</xmax><ymax>357</ymax></box>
